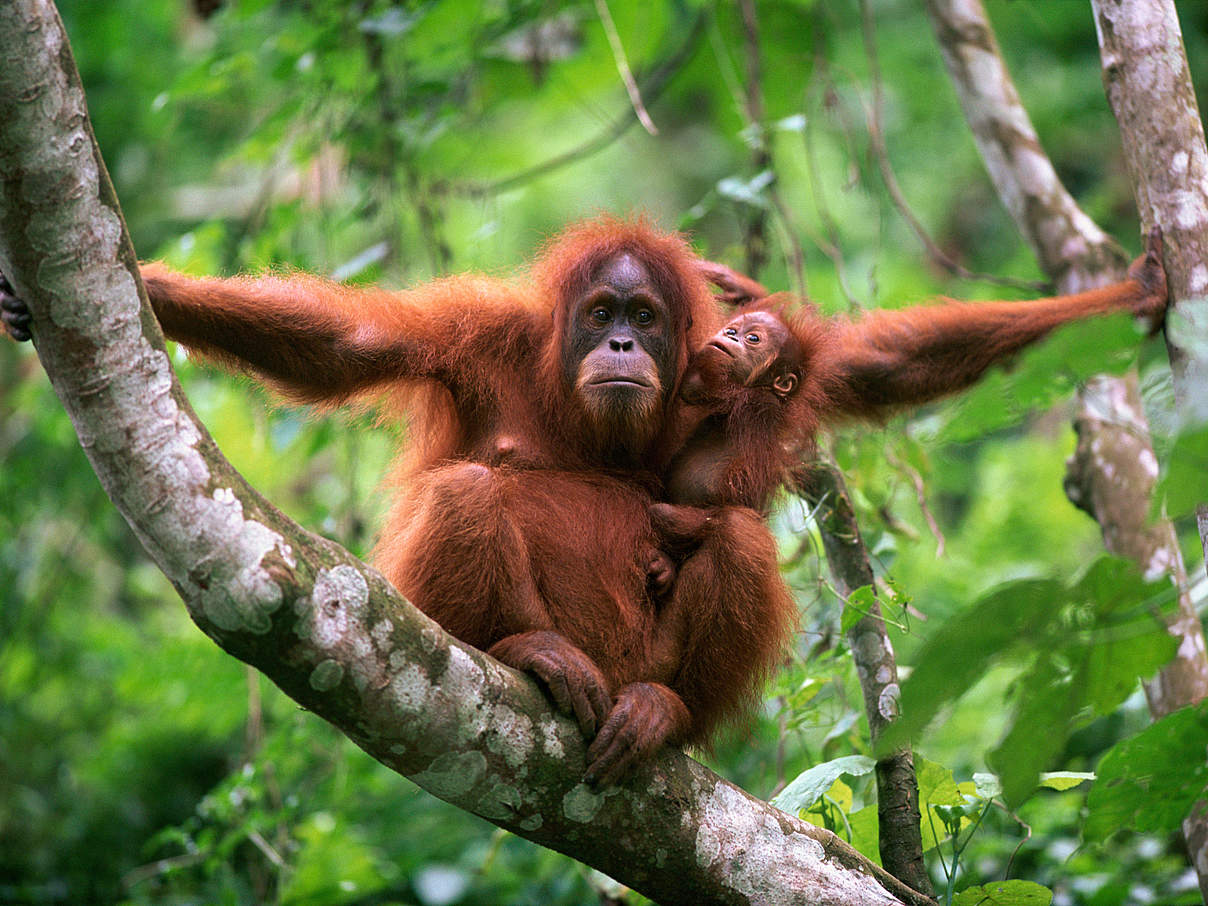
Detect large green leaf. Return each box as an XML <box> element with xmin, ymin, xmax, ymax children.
<box><xmin>953</xmin><ymin>880</ymin><xmax>1053</xmax><ymax>906</ymax></box>
<box><xmin>1156</xmin><ymin>421</ymin><xmax>1208</xmax><ymax>519</ymax></box>
<box><xmin>989</xmin><ymin>560</ymin><xmax>1175</xmax><ymax>806</ymax></box>
<box><xmin>771</xmin><ymin>755</ymin><xmax>876</xmax><ymax>815</ymax></box>
<box><xmin>1084</xmin><ymin>701</ymin><xmax>1208</xmax><ymax>843</ymax></box>
<box><xmin>889</xmin><ymin>558</ymin><xmax>1175</xmax><ymax>807</ymax></box>
<box><xmin>881</xmin><ymin>577</ymin><xmax>1061</xmax><ymax>750</ymax></box>
<box><xmin>988</xmin><ymin>657</ymin><xmax>1081</xmax><ymax>808</ymax></box>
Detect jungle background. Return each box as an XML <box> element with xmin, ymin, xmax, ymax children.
<box><xmin>2</xmin><ymin>0</ymin><xmax>1207</xmax><ymax>903</ymax></box>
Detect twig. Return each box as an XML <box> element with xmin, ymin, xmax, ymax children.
<box><xmin>451</xmin><ymin>13</ymin><xmax>705</xmax><ymax>198</ymax></box>
<box><xmin>594</xmin><ymin>0</ymin><xmax>657</xmax><ymax>136</ymax></box>
<box><xmin>362</xmin><ymin>14</ymin><xmax>451</xmax><ymax>274</ymax></box>
<box><xmin>883</xmin><ymin>445</ymin><xmax>946</xmax><ymax>557</ymax></box>
<box><xmin>738</xmin><ymin>0</ymin><xmax>771</xmax><ymax>278</ymax></box>
<box><xmin>1002</xmin><ymin>806</ymin><xmax>1032</xmax><ymax>880</ymax></box>
<box><xmin>245</xmin><ymin>664</ymin><xmax>263</xmax><ymax>759</ymax></box>
<box><xmin>857</xmin><ymin>0</ymin><xmax>1047</xmax><ymax>293</ymax></box>
<box><xmin>122</xmin><ymin>853</ymin><xmax>205</xmax><ymax>890</ymax></box>
<box><xmin>247</xmin><ymin>828</ymin><xmax>289</xmax><ymax>870</ymax></box>
<box><xmin>706</xmin><ymin>9</ymin><xmax>746</xmax><ymax>117</ymax></box>
<box><xmin>768</xmin><ymin>189</ymin><xmax>809</xmax><ymax>298</ymax></box>
<box><xmin>773</xmin><ymin>703</ymin><xmax>789</xmax><ymax>797</ymax></box>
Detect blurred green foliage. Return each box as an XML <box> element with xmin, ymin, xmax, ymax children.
<box><xmin>3</xmin><ymin>0</ymin><xmax>1207</xmax><ymax>903</ymax></box>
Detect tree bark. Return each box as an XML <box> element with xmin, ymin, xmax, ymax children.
<box><xmin>927</xmin><ymin>0</ymin><xmax>1208</xmax><ymax>894</ymax></box>
<box><xmin>800</xmin><ymin>463</ymin><xmax>932</xmax><ymax>898</ymax></box>
<box><xmin>1065</xmin><ymin>374</ymin><xmax>1208</xmax><ymax>719</ymax></box>
<box><xmin>1093</xmin><ymin>0</ymin><xmax>1208</xmax><ymax>563</ymax></box>
<box><xmin>1092</xmin><ymin>0</ymin><xmax>1208</xmax><ymax>890</ymax></box>
<box><xmin>923</xmin><ymin>0</ymin><xmax>1125</xmax><ymax>282</ymax></box>
<box><xmin>0</xmin><ymin>2</ymin><xmax>933</xmax><ymax>904</ymax></box>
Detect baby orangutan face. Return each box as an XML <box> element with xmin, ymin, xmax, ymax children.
<box><xmin>698</xmin><ymin>309</ymin><xmax>804</xmax><ymax>400</ymax></box>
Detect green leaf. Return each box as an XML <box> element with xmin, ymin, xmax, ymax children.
<box><xmin>1038</xmin><ymin>772</ymin><xmax>1095</xmax><ymax>791</ymax></box>
<box><xmin>953</xmin><ymin>880</ymin><xmax>1053</xmax><ymax>906</ymax></box>
<box><xmin>989</xmin><ymin>657</ymin><xmax>1080</xmax><ymax>808</ymax></box>
<box><xmin>973</xmin><ymin>773</ymin><xmax>1003</xmax><ymax>799</ymax></box>
<box><xmin>889</xmin><ymin>557</ymin><xmax>1174</xmax><ymax>808</ymax></box>
<box><xmin>1079</xmin><ymin>625</ymin><xmax>1175</xmax><ymax>717</ymax></box>
<box><xmin>986</xmin><ymin>561</ymin><xmax>1174</xmax><ymax>807</ymax></box>
<box><xmin>1157</xmin><ymin>421</ymin><xmax>1208</xmax><ymax>519</ymax></box>
<box><xmin>847</xmin><ymin>804</ymin><xmax>881</xmax><ymax>863</ymax></box>
<box><xmin>1084</xmin><ymin>701</ymin><xmax>1208</xmax><ymax>842</ymax></box>
<box><xmin>1069</xmin><ymin>559</ymin><xmax>1178</xmax><ymax>717</ymax></box>
<box><xmin>1072</xmin><ymin>555</ymin><xmax>1172</xmax><ymax>620</ymax></box>
<box><xmin>842</xmin><ymin>584</ymin><xmax>879</xmax><ymax>635</ymax></box>
<box><xmin>917</xmin><ymin>759</ymin><xmax>965</xmax><ymax>807</ymax></box>
<box><xmin>880</xmin><ymin>578</ymin><xmax>1060</xmax><ymax>752</ymax></box>
<box><xmin>820</xmin><ymin>777</ymin><xmax>854</xmax><ymax>815</ymax></box>
<box><xmin>771</xmin><ymin>755</ymin><xmax>876</xmax><ymax>815</ymax></box>
<box><xmin>917</xmin><ymin>760</ymin><xmax>969</xmax><ymax>851</ymax></box>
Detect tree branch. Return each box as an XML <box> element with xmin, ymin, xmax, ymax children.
<box><xmin>858</xmin><ymin>0</ymin><xmax>1046</xmax><ymax>293</ymax></box>
<box><xmin>594</xmin><ymin>0</ymin><xmax>658</xmax><ymax>136</ymax></box>
<box><xmin>449</xmin><ymin>12</ymin><xmax>704</xmax><ymax>198</ymax></box>
<box><xmin>1090</xmin><ymin>1</ymin><xmax>1208</xmax><ymax>894</ymax></box>
<box><xmin>798</xmin><ymin>461</ymin><xmax>932</xmax><ymax>897</ymax></box>
<box><xmin>737</xmin><ymin>0</ymin><xmax>771</xmax><ymax>279</ymax></box>
<box><xmin>926</xmin><ymin>0</ymin><xmax>1208</xmax><ymax>896</ymax></box>
<box><xmin>0</xmin><ymin>3</ymin><xmax>928</xmax><ymax>904</ymax></box>
<box><xmin>1091</xmin><ymin>0</ymin><xmax>1208</xmax><ymax>562</ymax></box>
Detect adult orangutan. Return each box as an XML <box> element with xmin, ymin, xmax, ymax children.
<box><xmin>0</xmin><ymin>220</ymin><xmax>1168</xmax><ymax>783</ymax></box>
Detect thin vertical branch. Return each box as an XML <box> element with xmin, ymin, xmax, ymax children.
<box><xmin>708</xmin><ymin>9</ymin><xmax>808</xmax><ymax>296</ymax></box>
<box><xmin>799</xmin><ymin>461</ymin><xmax>933</xmax><ymax>898</ymax></box>
<box><xmin>737</xmin><ymin>0</ymin><xmax>771</xmax><ymax>278</ymax></box>
<box><xmin>883</xmin><ymin>446</ymin><xmax>946</xmax><ymax>557</ymax></box>
<box><xmin>802</xmin><ymin>42</ymin><xmax>861</xmax><ymax>309</ymax></box>
<box><xmin>360</xmin><ymin>4</ymin><xmax>451</xmax><ymax>274</ymax></box>
<box><xmin>594</xmin><ymin>0</ymin><xmax>658</xmax><ymax>135</ymax></box>
<box><xmin>859</xmin><ymin>0</ymin><xmax>1045</xmax><ymax>292</ymax></box>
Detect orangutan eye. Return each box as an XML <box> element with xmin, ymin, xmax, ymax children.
<box><xmin>723</xmin><ymin>327</ymin><xmax>738</xmax><ymax>337</ymax></box>
<box><xmin>635</xmin><ymin>308</ymin><xmax>654</xmax><ymax>325</ymax></box>
<box><xmin>746</xmin><ymin>333</ymin><xmax>761</xmax><ymax>344</ymax></box>
<box><xmin>591</xmin><ymin>308</ymin><xmax>612</xmax><ymax>324</ymax></box>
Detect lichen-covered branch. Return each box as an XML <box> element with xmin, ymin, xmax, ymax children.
<box><xmin>923</xmin><ymin>0</ymin><xmax>1124</xmax><ymax>284</ymax></box>
<box><xmin>927</xmin><ymin>0</ymin><xmax>1208</xmax><ymax>894</ymax></box>
<box><xmin>1065</xmin><ymin>375</ymin><xmax>1208</xmax><ymax>717</ymax></box>
<box><xmin>1092</xmin><ymin>0</ymin><xmax>1208</xmax><ymax>563</ymax></box>
<box><xmin>799</xmin><ymin>462</ymin><xmax>932</xmax><ymax>898</ymax></box>
<box><xmin>0</xmin><ymin>3</ymin><xmax>927</xmax><ymax>904</ymax></box>
<box><xmin>1091</xmin><ymin>0</ymin><xmax>1208</xmax><ymax>888</ymax></box>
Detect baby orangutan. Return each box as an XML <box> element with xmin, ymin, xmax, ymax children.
<box><xmin>640</xmin><ymin>301</ymin><xmax>821</xmax><ymax>753</ymax></box>
<box><xmin>666</xmin><ymin>302</ymin><xmax>819</xmax><ymax>507</ymax></box>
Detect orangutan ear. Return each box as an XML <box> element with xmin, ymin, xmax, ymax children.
<box><xmin>772</xmin><ymin>373</ymin><xmax>797</xmax><ymax>398</ymax></box>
